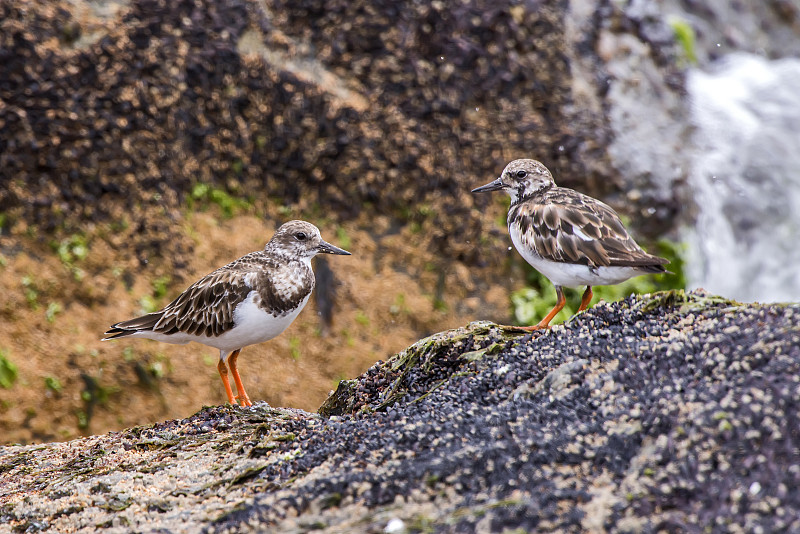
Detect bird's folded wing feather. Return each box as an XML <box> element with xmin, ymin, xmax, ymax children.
<box><xmin>151</xmin><ymin>267</ymin><xmax>254</xmax><ymax>337</ymax></box>
<box><xmin>510</xmin><ymin>192</ymin><xmax>668</xmax><ymax>268</ymax></box>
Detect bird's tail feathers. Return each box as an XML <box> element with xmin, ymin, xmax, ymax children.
<box><xmin>636</xmin><ymin>263</ymin><xmax>671</xmax><ymax>274</ymax></box>
<box><xmin>102</xmin><ymin>312</ymin><xmax>163</xmax><ymax>340</ymax></box>
<box><xmin>610</xmin><ymin>251</ymin><xmax>670</xmax><ymax>273</ymax></box>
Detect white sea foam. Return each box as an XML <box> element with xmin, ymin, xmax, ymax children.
<box><xmin>685</xmin><ymin>53</ymin><xmax>800</xmax><ymax>302</ymax></box>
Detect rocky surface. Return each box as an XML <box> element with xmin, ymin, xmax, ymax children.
<box><xmin>660</xmin><ymin>0</ymin><xmax>800</xmax><ymax>64</ymax></box>
<box><xmin>0</xmin><ymin>0</ymin><xmax>693</xmax><ymax>272</ymax></box>
<box><xmin>2</xmin><ymin>290</ymin><xmax>799</xmax><ymax>533</ymax></box>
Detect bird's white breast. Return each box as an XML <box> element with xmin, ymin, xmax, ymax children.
<box><xmin>218</xmin><ymin>290</ymin><xmax>310</xmax><ymax>352</ymax></box>
<box><xmin>508</xmin><ymin>224</ymin><xmax>642</xmax><ymax>287</ymax></box>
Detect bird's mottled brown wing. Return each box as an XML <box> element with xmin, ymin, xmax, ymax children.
<box><xmin>509</xmin><ymin>188</ymin><xmax>669</xmax><ymax>269</ymax></box>
<box><xmin>150</xmin><ymin>266</ymin><xmax>254</xmax><ymax>337</ymax></box>
<box><xmin>103</xmin><ymin>265</ymin><xmax>252</xmax><ymax>340</ymax></box>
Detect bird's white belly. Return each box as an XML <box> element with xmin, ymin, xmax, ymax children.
<box><xmin>509</xmin><ymin>227</ymin><xmax>641</xmax><ymax>287</ymax></box>
<box><xmin>132</xmin><ymin>292</ymin><xmax>310</xmax><ymax>353</ymax></box>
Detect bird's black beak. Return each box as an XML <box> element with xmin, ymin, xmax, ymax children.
<box><xmin>318</xmin><ymin>240</ymin><xmax>351</xmax><ymax>255</ymax></box>
<box><xmin>471</xmin><ymin>177</ymin><xmax>505</xmax><ymax>193</ymax></box>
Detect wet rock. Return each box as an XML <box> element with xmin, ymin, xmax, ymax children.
<box><xmin>1</xmin><ymin>0</ymin><xmax>693</xmax><ymax>275</ymax></box>
<box><xmin>2</xmin><ymin>290</ymin><xmax>799</xmax><ymax>532</ymax></box>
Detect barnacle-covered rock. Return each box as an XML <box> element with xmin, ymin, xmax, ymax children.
<box><xmin>3</xmin><ymin>291</ymin><xmax>798</xmax><ymax>532</ymax></box>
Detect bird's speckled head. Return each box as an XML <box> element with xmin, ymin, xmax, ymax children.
<box><xmin>472</xmin><ymin>159</ymin><xmax>556</xmax><ymax>204</ymax></box>
<box><xmin>266</xmin><ymin>220</ymin><xmax>351</xmax><ymax>259</ymax></box>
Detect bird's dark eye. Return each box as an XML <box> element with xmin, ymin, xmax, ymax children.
<box><xmin>516</xmin><ymin>170</ymin><xmax>527</xmax><ymax>179</ymax></box>
<box><xmin>295</xmin><ymin>232</ymin><xmax>307</xmax><ymax>241</ymax></box>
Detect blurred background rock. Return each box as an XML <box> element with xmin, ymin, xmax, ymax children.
<box><xmin>0</xmin><ymin>0</ymin><xmax>797</xmax><ymax>444</ymax></box>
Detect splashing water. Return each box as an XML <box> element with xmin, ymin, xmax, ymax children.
<box><xmin>685</xmin><ymin>53</ymin><xmax>800</xmax><ymax>303</ymax></box>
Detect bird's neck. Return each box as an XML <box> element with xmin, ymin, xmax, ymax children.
<box><xmin>263</xmin><ymin>247</ymin><xmax>312</xmax><ymax>267</ymax></box>
<box><xmin>510</xmin><ymin>184</ymin><xmax>551</xmax><ymax>207</ymax></box>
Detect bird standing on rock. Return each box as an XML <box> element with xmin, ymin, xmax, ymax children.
<box><xmin>472</xmin><ymin>159</ymin><xmax>669</xmax><ymax>330</ymax></box>
<box><xmin>103</xmin><ymin>220</ymin><xmax>351</xmax><ymax>406</ymax></box>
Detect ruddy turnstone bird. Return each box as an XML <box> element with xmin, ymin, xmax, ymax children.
<box><xmin>472</xmin><ymin>159</ymin><xmax>669</xmax><ymax>330</ymax></box>
<box><xmin>103</xmin><ymin>220</ymin><xmax>350</xmax><ymax>406</ymax></box>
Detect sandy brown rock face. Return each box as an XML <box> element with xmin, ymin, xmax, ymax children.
<box><xmin>0</xmin><ymin>0</ymin><xmax>685</xmax><ymax>272</ymax></box>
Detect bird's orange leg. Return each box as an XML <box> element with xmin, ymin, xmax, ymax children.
<box><xmin>518</xmin><ymin>286</ymin><xmax>566</xmax><ymax>331</ymax></box>
<box><xmin>578</xmin><ymin>286</ymin><xmax>593</xmax><ymax>312</ymax></box>
<box><xmin>217</xmin><ymin>359</ymin><xmax>237</xmax><ymax>406</ymax></box>
<box><xmin>228</xmin><ymin>349</ymin><xmax>253</xmax><ymax>407</ymax></box>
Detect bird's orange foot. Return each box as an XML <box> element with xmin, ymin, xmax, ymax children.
<box><xmin>235</xmin><ymin>394</ymin><xmax>253</xmax><ymax>407</ymax></box>
<box><xmin>514</xmin><ymin>324</ymin><xmax>549</xmax><ymax>332</ymax></box>
<box><xmin>227</xmin><ymin>349</ymin><xmax>254</xmax><ymax>407</ymax></box>
<box><xmin>512</xmin><ymin>287</ymin><xmax>566</xmax><ymax>332</ymax></box>
<box><xmin>493</xmin><ymin>323</ymin><xmax>549</xmax><ymax>334</ymax></box>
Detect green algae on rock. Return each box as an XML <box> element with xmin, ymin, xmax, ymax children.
<box><xmin>319</xmin><ymin>320</ymin><xmax>521</xmax><ymax>417</ymax></box>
